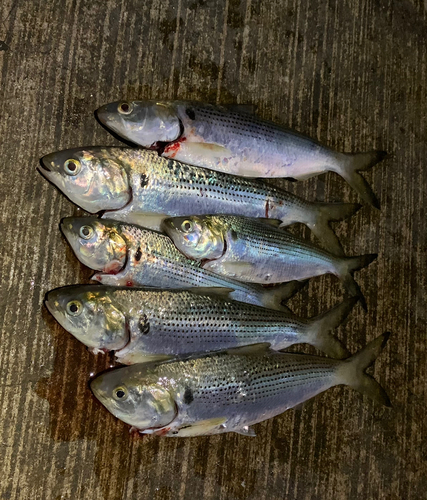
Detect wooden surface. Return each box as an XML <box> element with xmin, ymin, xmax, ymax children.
<box><xmin>0</xmin><ymin>0</ymin><xmax>426</xmax><ymax>499</ymax></box>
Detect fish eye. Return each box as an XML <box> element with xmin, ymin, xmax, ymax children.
<box><xmin>113</xmin><ymin>386</ymin><xmax>128</xmax><ymax>401</ymax></box>
<box><xmin>64</xmin><ymin>159</ymin><xmax>81</xmax><ymax>176</ymax></box>
<box><xmin>66</xmin><ymin>300</ymin><xmax>82</xmax><ymax>316</ymax></box>
<box><xmin>181</xmin><ymin>220</ymin><xmax>193</xmax><ymax>233</ymax></box>
<box><xmin>117</xmin><ymin>101</ymin><xmax>133</xmax><ymax>115</ymax></box>
<box><xmin>79</xmin><ymin>225</ymin><xmax>94</xmax><ymax>239</ymax></box>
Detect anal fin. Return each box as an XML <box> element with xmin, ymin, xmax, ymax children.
<box><xmin>169</xmin><ymin>417</ymin><xmax>227</xmax><ymax>437</ymax></box>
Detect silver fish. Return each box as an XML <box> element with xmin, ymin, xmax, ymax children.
<box><xmin>45</xmin><ymin>284</ymin><xmax>357</xmax><ymax>362</ymax></box>
<box><xmin>60</xmin><ymin>217</ymin><xmax>301</xmax><ymax>312</ymax></box>
<box><xmin>162</xmin><ymin>215</ymin><xmax>377</xmax><ymax>310</ymax></box>
<box><xmin>90</xmin><ymin>333</ymin><xmax>391</xmax><ymax>437</ymax></box>
<box><xmin>39</xmin><ymin>147</ymin><xmax>361</xmax><ymax>255</ymax></box>
<box><xmin>96</xmin><ymin>100</ymin><xmax>387</xmax><ymax>207</ymax></box>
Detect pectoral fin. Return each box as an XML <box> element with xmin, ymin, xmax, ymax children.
<box><xmin>103</xmin><ymin>211</ymin><xmax>166</xmax><ymax>232</ymax></box>
<box><xmin>164</xmin><ymin>141</ymin><xmax>233</xmax><ymax>167</ymax></box>
<box><xmin>204</xmin><ymin>260</ymin><xmax>257</xmax><ymax>279</ymax></box>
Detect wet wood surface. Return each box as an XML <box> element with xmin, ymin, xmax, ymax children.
<box><xmin>0</xmin><ymin>0</ymin><xmax>426</xmax><ymax>498</ymax></box>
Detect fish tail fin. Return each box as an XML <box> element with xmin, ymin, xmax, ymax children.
<box><xmin>336</xmin><ymin>151</ymin><xmax>388</xmax><ymax>209</ymax></box>
<box><xmin>304</xmin><ymin>297</ymin><xmax>358</xmax><ymax>359</ymax></box>
<box><xmin>336</xmin><ymin>332</ymin><xmax>391</xmax><ymax>407</ymax></box>
<box><xmin>336</xmin><ymin>253</ymin><xmax>377</xmax><ymax>311</ymax></box>
<box><xmin>261</xmin><ymin>280</ymin><xmax>307</xmax><ymax>312</ymax></box>
<box><xmin>304</xmin><ymin>201</ymin><xmax>361</xmax><ymax>256</ymax></box>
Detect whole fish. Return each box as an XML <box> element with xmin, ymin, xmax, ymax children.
<box><xmin>46</xmin><ymin>284</ymin><xmax>357</xmax><ymax>363</ymax></box>
<box><xmin>90</xmin><ymin>333</ymin><xmax>391</xmax><ymax>437</ymax></box>
<box><xmin>39</xmin><ymin>147</ymin><xmax>361</xmax><ymax>255</ymax></box>
<box><xmin>162</xmin><ymin>215</ymin><xmax>376</xmax><ymax>310</ymax></box>
<box><xmin>60</xmin><ymin>217</ymin><xmax>301</xmax><ymax>312</ymax></box>
<box><xmin>96</xmin><ymin>100</ymin><xmax>386</xmax><ymax>208</ymax></box>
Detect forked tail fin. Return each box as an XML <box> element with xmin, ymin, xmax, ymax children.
<box><xmin>337</xmin><ymin>151</ymin><xmax>388</xmax><ymax>209</ymax></box>
<box><xmin>304</xmin><ymin>202</ymin><xmax>361</xmax><ymax>256</ymax></box>
<box><xmin>261</xmin><ymin>280</ymin><xmax>308</xmax><ymax>312</ymax></box>
<box><xmin>336</xmin><ymin>332</ymin><xmax>391</xmax><ymax>407</ymax></box>
<box><xmin>304</xmin><ymin>297</ymin><xmax>358</xmax><ymax>359</ymax></box>
<box><xmin>336</xmin><ymin>254</ymin><xmax>377</xmax><ymax>311</ymax></box>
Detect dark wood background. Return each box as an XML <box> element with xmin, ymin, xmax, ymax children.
<box><xmin>0</xmin><ymin>0</ymin><xmax>426</xmax><ymax>499</ymax></box>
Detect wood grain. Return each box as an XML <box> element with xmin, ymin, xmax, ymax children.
<box><xmin>0</xmin><ymin>0</ymin><xmax>426</xmax><ymax>498</ymax></box>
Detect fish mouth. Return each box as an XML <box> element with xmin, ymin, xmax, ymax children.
<box><xmin>95</xmin><ymin>105</ymin><xmax>110</xmax><ymax>125</ymax></box>
<box><xmin>160</xmin><ymin>218</ymin><xmax>176</xmax><ymax>236</ymax></box>
<box><xmin>44</xmin><ymin>293</ymin><xmax>63</xmax><ymax>325</ymax></box>
<box><xmin>39</xmin><ymin>157</ymin><xmax>51</xmax><ymax>172</ymax></box>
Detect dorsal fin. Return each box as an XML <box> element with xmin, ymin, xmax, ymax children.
<box><xmin>257</xmin><ymin>218</ymin><xmax>282</xmax><ymax>228</ymax></box>
<box><xmin>186</xmin><ymin>287</ymin><xmax>235</xmax><ymax>298</ymax></box>
<box><xmin>224</xmin><ymin>104</ymin><xmax>257</xmax><ymax>115</ymax></box>
<box><xmin>225</xmin><ymin>342</ymin><xmax>271</xmax><ymax>355</ymax></box>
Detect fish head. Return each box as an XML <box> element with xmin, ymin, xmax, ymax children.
<box><xmin>96</xmin><ymin>100</ymin><xmax>182</xmax><ymax>147</ymax></box>
<box><xmin>45</xmin><ymin>285</ymin><xmax>128</xmax><ymax>351</ymax></box>
<box><xmin>60</xmin><ymin>217</ymin><xmax>127</xmax><ymax>272</ymax></box>
<box><xmin>39</xmin><ymin>148</ymin><xmax>131</xmax><ymax>212</ymax></box>
<box><xmin>162</xmin><ymin>216</ymin><xmax>225</xmax><ymax>261</ymax></box>
<box><xmin>91</xmin><ymin>366</ymin><xmax>177</xmax><ymax>430</ymax></box>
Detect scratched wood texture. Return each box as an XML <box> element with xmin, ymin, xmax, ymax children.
<box><xmin>0</xmin><ymin>0</ymin><xmax>426</xmax><ymax>499</ymax></box>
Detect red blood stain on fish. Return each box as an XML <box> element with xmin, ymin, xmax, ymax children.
<box><xmin>126</xmin><ymin>281</ymin><xmax>133</xmax><ymax>287</ymax></box>
<box><xmin>164</xmin><ymin>136</ymin><xmax>187</xmax><ymax>158</ymax></box>
<box><xmin>104</xmin><ymin>262</ymin><xmax>122</xmax><ymax>274</ymax></box>
<box><xmin>265</xmin><ymin>199</ymin><xmax>270</xmax><ymax>218</ymax></box>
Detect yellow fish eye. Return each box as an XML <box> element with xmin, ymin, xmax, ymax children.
<box><xmin>113</xmin><ymin>386</ymin><xmax>128</xmax><ymax>401</ymax></box>
<box><xmin>79</xmin><ymin>225</ymin><xmax>94</xmax><ymax>239</ymax></box>
<box><xmin>117</xmin><ymin>101</ymin><xmax>133</xmax><ymax>115</ymax></box>
<box><xmin>64</xmin><ymin>159</ymin><xmax>81</xmax><ymax>176</ymax></box>
<box><xmin>181</xmin><ymin>220</ymin><xmax>193</xmax><ymax>233</ymax></box>
<box><xmin>66</xmin><ymin>300</ymin><xmax>82</xmax><ymax>316</ymax></box>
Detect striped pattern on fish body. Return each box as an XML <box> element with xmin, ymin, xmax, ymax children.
<box><xmin>109</xmin><ymin>288</ymin><xmax>351</xmax><ymax>363</ymax></box>
<box><xmin>90</xmin><ymin>334</ymin><xmax>390</xmax><ymax>437</ymax></box>
<box><xmin>199</xmin><ymin>215</ymin><xmax>338</xmax><ymax>283</ymax></box>
<box><xmin>104</xmin><ymin>148</ymin><xmax>314</xmax><ymax>229</ymax></box>
<box><xmin>162</xmin><ymin>215</ymin><xmax>377</xmax><ymax>309</ymax></box>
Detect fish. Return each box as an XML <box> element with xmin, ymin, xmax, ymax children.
<box><xmin>96</xmin><ymin>100</ymin><xmax>387</xmax><ymax>208</ymax></box>
<box><xmin>162</xmin><ymin>215</ymin><xmax>377</xmax><ymax>310</ymax></box>
<box><xmin>39</xmin><ymin>147</ymin><xmax>362</xmax><ymax>256</ymax></box>
<box><xmin>45</xmin><ymin>284</ymin><xmax>357</xmax><ymax>362</ymax></box>
<box><xmin>90</xmin><ymin>333</ymin><xmax>391</xmax><ymax>437</ymax></box>
<box><xmin>60</xmin><ymin>217</ymin><xmax>303</xmax><ymax>312</ymax></box>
